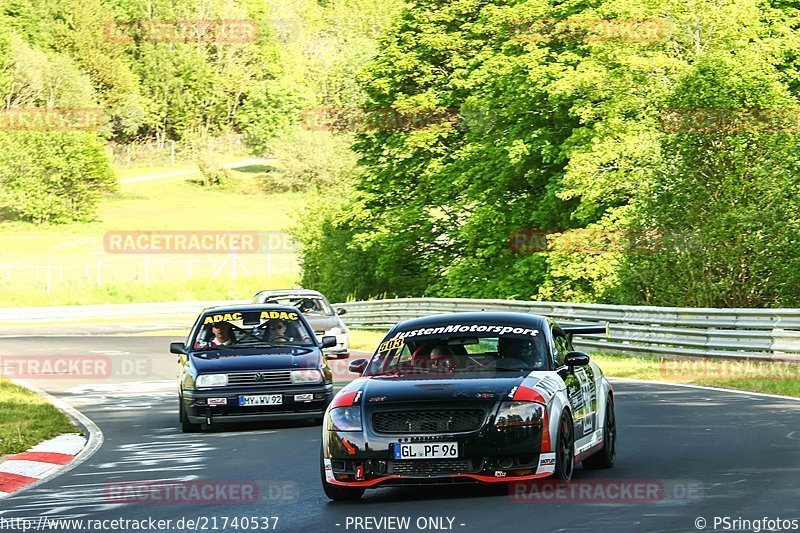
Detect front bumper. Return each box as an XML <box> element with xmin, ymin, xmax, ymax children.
<box><xmin>184</xmin><ymin>384</ymin><xmax>334</xmax><ymax>424</ymax></box>
<box><xmin>324</xmin><ymin>424</ymin><xmax>554</xmax><ymax>487</ymax></box>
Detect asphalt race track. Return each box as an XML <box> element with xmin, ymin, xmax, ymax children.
<box><xmin>1</xmin><ymin>336</ymin><xmax>799</xmax><ymax>533</ymax></box>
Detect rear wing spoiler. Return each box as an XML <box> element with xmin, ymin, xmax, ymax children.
<box><xmin>562</xmin><ymin>323</ymin><xmax>610</xmax><ymax>338</ymax></box>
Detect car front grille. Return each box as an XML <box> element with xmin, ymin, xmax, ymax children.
<box><xmin>226</xmin><ymin>371</ymin><xmax>292</xmax><ymax>386</ymax></box>
<box><xmin>390</xmin><ymin>459</ymin><xmax>473</xmax><ymax>476</ymax></box>
<box><xmin>372</xmin><ymin>410</ymin><xmax>485</xmax><ymax>434</ymax></box>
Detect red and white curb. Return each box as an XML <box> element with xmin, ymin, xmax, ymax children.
<box><xmin>0</xmin><ymin>434</ymin><xmax>86</xmax><ymax>497</ymax></box>
<box><xmin>0</xmin><ymin>379</ymin><xmax>103</xmax><ymax>500</ymax></box>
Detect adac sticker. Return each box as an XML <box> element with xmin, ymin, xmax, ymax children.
<box><xmin>260</xmin><ymin>310</ymin><xmax>299</xmax><ymax>320</ymax></box>
<box><xmin>203</xmin><ymin>312</ymin><xmax>242</xmax><ymax>325</ymax></box>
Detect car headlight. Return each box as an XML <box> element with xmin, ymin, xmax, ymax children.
<box><xmin>291</xmin><ymin>369</ymin><xmax>323</xmax><ymax>384</ymax></box>
<box><xmin>495</xmin><ymin>401</ymin><xmax>545</xmax><ymax>427</ymax></box>
<box><xmin>196</xmin><ymin>374</ymin><xmax>228</xmax><ymax>388</ymax></box>
<box><xmin>328</xmin><ymin>406</ymin><xmax>362</xmax><ymax>431</ymax></box>
<box><xmin>325</xmin><ymin>327</ymin><xmax>344</xmax><ymax>336</ymax></box>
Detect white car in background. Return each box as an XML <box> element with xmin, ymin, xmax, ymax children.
<box><xmin>252</xmin><ymin>289</ymin><xmax>350</xmax><ymax>358</ymax></box>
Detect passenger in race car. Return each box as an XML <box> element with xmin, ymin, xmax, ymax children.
<box><xmin>268</xmin><ymin>319</ymin><xmax>311</xmax><ymax>344</ymax></box>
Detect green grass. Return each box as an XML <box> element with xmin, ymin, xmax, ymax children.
<box><xmin>0</xmin><ymin>378</ymin><xmax>78</xmax><ymax>455</ymax></box>
<box><xmin>0</xmin><ymin>162</ymin><xmax>305</xmax><ymax>306</ymax></box>
<box><xmin>348</xmin><ymin>329</ymin><xmax>388</xmax><ymax>352</ymax></box>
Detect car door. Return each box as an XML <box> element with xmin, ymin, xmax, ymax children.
<box><xmin>552</xmin><ymin>327</ymin><xmax>597</xmax><ymax>445</ymax></box>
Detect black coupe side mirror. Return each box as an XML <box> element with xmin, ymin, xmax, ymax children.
<box><xmin>170</xmin><ymin>342</ymin><xmax>187</xmax><ymax>355</ymax></box>
<box><xmin>565</xmin><ymin>351</ymin><xmax>590</xmax><ymax>367</ymax></box>
<box><xmin>336</xmin><ymin>308</ymin><xmax>347</xmax><ymax>316</ymax></box>
<box><xmin>348</xmin><ymin>358</ymin><xmax>368</xmax><ymax>374</ymax></box>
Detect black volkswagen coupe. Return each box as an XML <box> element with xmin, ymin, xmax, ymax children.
<box><xmin>172</xmin><ymin>304</ymin><xmax>337</xmax><ymax>432</ymax></box>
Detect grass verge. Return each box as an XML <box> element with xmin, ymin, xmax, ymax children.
<box><xmin>0</xmin><ymin>162</ymin><xmax>303</xmax><ymax>307</ymax></box>
<box><xmin>0</xmin><ymin>377</ymin><xmax>78</xmax><ymax>455</ymax></box>
<box><xmin>348</xmin><ymin>329</ymin><xmax>387</xmax><ymax>352</ymax></box>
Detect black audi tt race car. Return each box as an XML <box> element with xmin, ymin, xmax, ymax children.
<box><xmin>172</xmin><ymin>304</ymin><xmax>337</xmax><ymax>432</ymax></box>
<box><xmin>321</xmin><ymin>312</ymin><xmax>615</xmax><ymax>500</ymax></box>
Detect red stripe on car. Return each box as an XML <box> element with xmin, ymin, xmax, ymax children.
<box><xmin>331</xmin><ymin>391</ymin><xmax>359</xmax><ymax>408</ymax></box>
<box><xmin>512</xmin><ymin>386</ymin><xmax>546</xmax><ymax>404</ymax></box>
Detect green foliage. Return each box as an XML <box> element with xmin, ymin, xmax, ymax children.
<box><xmin>297</xmin><ymin>0</ymin><xmax>800</xmax><ymax>307</ymax></box>
<box><xmin>263</xmin><ymin>129</ymin><xmax>358</xmax><ymax>193</ymax></box>
<box><xmin>0</xmin><ymin>131</ymin><xmax>116</xmax><ymax>223</ymax></box>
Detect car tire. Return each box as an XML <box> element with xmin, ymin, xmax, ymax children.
<box><xmin>179</xmin><ymin>395</ymin><xmax>201</xmax><ymax>433</ymax></box>
<box><xmin>320</xmin><ymin>447</ymin><xmax>364</xmax><ymax>501</ymax></box>
<box><xmin>583</xmin><ymin>396</ymin><xmax>616</xmax><ymax>470</ymax></box>
<box><xmin>553</xmin><ymin>412</ymin><xmax>575</xmax><ymax>481</ymax></box>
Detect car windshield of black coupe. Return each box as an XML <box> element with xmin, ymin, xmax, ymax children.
<box><xmin>365</xmin><ymin>324</ymin><xmax>549</xmax><ymax>376</ymax></box>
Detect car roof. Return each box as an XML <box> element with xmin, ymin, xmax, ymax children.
<box><xmin>387</xmin><ymin>312</ymin><xmax>550</xmax><ymax>333</ymax></box>
<box><xmin>255</xmin><ymin>289</ymin><xmax>325</xmax><ymax>298</ymax></box>
<box><xmin>201</xmin><ymin>303</ymin><xmax>302</xmax><ymax>314</ymax></box>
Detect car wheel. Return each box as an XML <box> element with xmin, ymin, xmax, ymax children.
<box><xmin>583</xmin><ymin>396</ymin><xmax>616</xmax><ymax>470</ymax></box>
<box><xmin>320</xmin><ymin>446</ymin><xmax>364</xmax><ymax>501</ymax></box>
<box><xmin>553</xmin><ymin>412</ymin><xmax>575</xmax><ymax>481</ymax></box>
<box><xmin>179</xmin><ymin>395</ymin><xmax>201</xmax><ymax>433</ymax></box>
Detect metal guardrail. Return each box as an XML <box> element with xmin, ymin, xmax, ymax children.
<box><xmin>0</xmin><ymin>300</ymin><xmax>245</xmax><ymax>322</ymax></box>
<box><xmin>335</xmin><ymin>298</ymin><xmax>800</xmax><ymax>362</ymax></box>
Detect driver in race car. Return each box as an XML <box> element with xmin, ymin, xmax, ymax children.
<box><xmin>194</xmin><ymin>321</ymin><xmax>235</xmax><ymax>349</ymax></box>
<box><xmin>210</xmin><ymin>321</ymin><xmax>234</xmax><ymax>347</ymax></box>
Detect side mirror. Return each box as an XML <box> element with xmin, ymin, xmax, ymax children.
<box><xmin>565</xmin><ymin>351</ymin><xmax>590</xmax><ymax>367</ymax></box>
<box><xmin>170</xmin><ymin>342</ymin><xmax>187</xmax><ymax>355</ymax></box>
<box><xmin>321</xmin><ymin>336</ymin><xmax>337</xmax><ymax>348</ymax></box>
<box><xmin>336</xmin><ymin>307</ymin><xmax>347</xmax><ymax>316</ymax></box>
<box><xmin>348</xmin><ymin>358</ymin><xmax>368</xmax><ymax>374</ymax></box>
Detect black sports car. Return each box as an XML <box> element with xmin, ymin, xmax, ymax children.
<box><xmin>321</xmin><ymin>312</ymin><xmax>615</xmax><ymax>500</ymax></box>
<box><xmin>172</xmin><ymin>304</ymin><xmax>337</xmax><ymax>432</ymax></box>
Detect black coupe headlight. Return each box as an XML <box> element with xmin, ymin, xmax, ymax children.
<box><xmin>328</xmin><ymin>406</ymin><xmax>363</xmax><ymax>431</ymax></box>
<box><xmin>495</xmin><ymin>401</ymin><xmax>545</xmax><ymax>427</ymax></box>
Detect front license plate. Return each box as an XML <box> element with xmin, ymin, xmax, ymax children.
<box><xmin>392</xmin><ymin>442</ymin><xmax>458</xmax><ymax>460</ymax></box>
<box><xmin>238</xmin><ymin>394</ymin><xmax>283</xmax><ymax>406</ymax></box>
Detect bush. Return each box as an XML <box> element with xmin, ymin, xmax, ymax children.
<box><xmin>0</xmin><ymin>131</ymin><xmax>116</xmax><ymax>223</ymax></box>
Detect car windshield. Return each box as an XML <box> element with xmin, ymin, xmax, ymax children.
<box><xmin>263</xmin><ymin>296</ymin><xmax>333</xmax><ymax>316</ymax></box>
<box><xmin>364</xmin><ymin>323</ymin><xmax>549</xmax><ymax>376</ymax></box>
<box><xmin>191</xmin><ymin>309</ymin><xmax>315</xmax><ymax>350</ymax></box>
